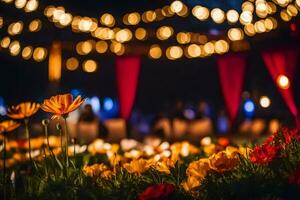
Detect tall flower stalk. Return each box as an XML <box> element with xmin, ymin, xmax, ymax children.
<box><xmin>41</xmin><ymin>93</ymin><xmax>85</xmax><ymax>177</ymax></box>
<box><xmin>7</xmin><ymin>102</ymin><xmax>40</xmax><ymax>164</ymax></box>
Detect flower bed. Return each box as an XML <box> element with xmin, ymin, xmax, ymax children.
<box><xmin>1</xmin><ymin>94</ymin><xmax>300</xmax><ymax>199</ymax></box>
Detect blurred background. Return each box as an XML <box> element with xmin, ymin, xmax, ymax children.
<box><xmin>0</xmin><ymin>0</ymin><xmax>299</xmax><ymax>143</ymax></box>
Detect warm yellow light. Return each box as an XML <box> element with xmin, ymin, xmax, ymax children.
<box><xmin>29</xmin><ymin>19</ymin><xmax>42</xmax><ymax>32</ymax></box>
<box><xmin>81</xmin><ymin>40</ymin><xmax>93</xmax><ymax>55</ymax></box>
<box><xmin>110</xmin><ymin>41</ymin><xmax>124</xmax><ymax>54</ymax></box>
<box><xmin>100</xmin><ymin>13</ymin><xmax>115</xmax><ymax>27</ymax></box>
<box><xmin>9</xmin><ymin>41</ymin><xmax>21</xmax><ymax>56</ymax></box>
<box><xmin>33</xmin><ymin>47</ymin><xmax>47</xmax><ymax>62</ymax></box>
<box><xmin>25</xmin><ymin>0</ymin><xmax>38</xmax><ymax>12</ymax></box>
<box><xmin>126</xmin><ymin>12</ymin><xmax>141</xmax><ymax>25</ymax></box>
<box><xmin>192</xmin><ymin>6</ymin><xmax>209</xmax><ymax>21</ymax></box>
<box><xmin>226</xmin><ymin>10</ymin><xmax>239</xmax><ymax>23</ymax></box>
<box><xmin>280</xmin><ymin>10</ymin><xmax>291</xmax><ymax>22</ymax></box>
<box><xmin>135</xmin><ymin>28</ymin><xmax>147</xmax><ymax>40</ymax></box>
<box><xmin>22</xmin><ymin>46</ymin><xmax>33</xmax><ymax>59</ymax></box>
<box><xmin>94</xmin><ymin>27</ymin><xmax>115</xmax><ymax>40</ymax></box>
<box><xmin>244</xmin><ymin>24</ymin><xmax>256</xmax><ymax>36</ymax></box>
<box><xmin>276</xmin><ymin>0</ymin><xmax>289</xmax><ymax>7</ymax></box>
<box><xmin>1</xmin><ymin>36</ymin><xmax>11</xmax><ymax>48</ymax></box>
<box><xmin>78</xmin><ymin>17</ymin><xmax>93</xmax><ymax>32</ymax></box>
<box><xmin>256</xmin><ymin>1</ymin><xmax>267</xmax><ymax>13</ymax></box>
<box><xmin>177</xmin><ymin>4</ymin><xmax>189</xmax><ymax>17</ymax></box>
<box><xmin>287</xmin><ymin>5</ymin><xmax>298</xmax><ymax>17</ymax></box>
<box><xmin>176</xmin><ymin>32</ymin><xmax>191</xmax><ymax>44</ymax></box>
<box><xmin>148</xmin><ymin>44</ymin><xmax>162</xmax><ymax>59</ymax></box>
<box><xmin>240</xmin><ymin>11</ymin><xmax>253</xmax><ymax>25</ymax></box>
<box><xmin>214</xmin><ymin>40</ymin><xmax>229</xmax><ymax>54</ymax></box>
<box><xmin>254</xmin><ymin>20</ymin><xmax>266</xmax><ymax>33</ymax></box>
<box><xmin>48</xmin><ymin>41</ymin><xmax>62</xmax><ymax>81</ymax></box>
<box><xmin>115</xmin><ymin>29</ymin><xmax>132</xmax><ymax>43</ymax></box>
<box><xmin>267</xmin><ymin>2</ymin><xmax>276</xmax><ymax>14</ymax></box>
<box><xmin>142</xmin><ymin>10</ymin><xmax>156</xmax><ymax>23</ymax></box>
<box><xmin>0</xmin><ymin>17</ymin><xmax>3</xmax><ymax>28</ymax></box>
<box><xmin>162</xmin><ymin>5</ymin><xmax>174</xmax><ymax>17</ymax></box>
<box><xmin>186</xmin><ymin>44</ymin><xmax>201</xmax><ymax>58</ymax></box>
<box><xmin>228</xmin><ymin>28</ymin><xmax>244</xmax><ymax>41</ymax></box>
<box><xmin>242</xmin><ymin>1</ymin><xmax>254</xmax><ymax>12</ymax></box>
<box><xmin>170</xmin><ymin>1</ymin><xmax>183</xmax><ymax>13</ymax></box>
<box><xmin>83</xmin><ymin>60</ymin><xmax>97</xmax><ymax>73</ymax></box>
<box><xmin>52</xmin><ymin>8</ymin><xmax>65</xmax><ymax>23</ymax></box>
<box><xmin>8</xmin><ymin>21</ymin><xmax>23</xmax><ymax>35</ymax></box>
<box><xmin>44</xmin><ymin>6</ymin><xmax>55</xmax><ymax>17</ymax></box>
<box><xmin>166</xmin><ymin>46</ymin><xmax>183</xmax><ymax>60</ymax></box>
<box><xmin>277</xmin><ymin>75</ymin><xmax>290</xmax><ymax>89</ymax></box>
<box><xmin>296</xmin><ymin>0</ymin><xmax>300</xmax><ymax>8</ymax></box>
<box><xmin>211</xmin><ymin>8</ymin><xmax>225</xmax><ymax>24</ymax></box>
<box><xmin>203</xmin><ymin>42</ymin><xmax>214</xmax><ymax>55</ymax></box>
<box><xmin>95</xmin><ymin>41</ymin><xmax>108</xmax><ymax>53</ymax></box>
<box><xmin>264</xmin><ymin>18</ymin><xmax>274</xmax><ymax>31</ymax></box>
<box><xmin>259</xmin><ymin>96</ymin><xmax>271</xmax><ymax>108</ymax></box>
<box><xmin>15</xmin><ymin>0</ymin><xmax>27</xmax><ymax>9</ymax></box>
<box><xmin>157</xmin><ymin>26</ymin><xmax>173</xmax><ymax>40</ymax></box>
<box><xmin>2</xmin><ymin>0</ymin><xmax>14</xmax><ymax>3</ymax></box>
<box><xmin>66</xmin><ymin>57</ymin><xmax>79</xmax><ymax>71</ymax></box>
<box><xmin>59</xmin><ymin>13</ymin><xmax>72</xmax><ymax>26</ymax></box>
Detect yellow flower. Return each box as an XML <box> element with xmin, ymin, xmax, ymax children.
<box><xmin>101</xmin><ymin>170</ymin><xmax>114</xmax><ymax>179</ymax></box>
<box><xmin>209</xmin><ymin>151</ymin><xmax>239</xmax><ymax>173</ymax></box>
<box><xmin>181</xmin><ymin>176</ymin><xmax>201</xmax><ymax>192</ymax></box>
<box><xmin>238</xmin><ymin>147</ymin><xmax>252</xmax><ymax>158</ymax></box>
<box><xmin>83</xmin><ymin>163</ymin><xmax>108</xmax><ymax>177</ymax></box>
<box><xmin>153</xmin><ymin>161</ymin><xmax>171</xmax><ymax>174</ymax></box>
<box><xmin>7</xmin><ymin>102</ymin><xmax>40</xmax><ymax>119</ymax></box>
<box><xmin>0</xmin><ymin>120</ymin><xmax>20</xmax><ymax>133</ymax></box>
<box><xmin>41</xmin><ymin>93</ymin><xmax>85</xmax><ymax>119</ymax></box>
<box><xmin>203</xmin><ymin>144</ymin><xmax>218</xmax><ymax>156</ymax></box>
<box><xmin>123</xmin><ymin>159</ymin><xmax>151</xmax><ymax>175</ymax></box>
<box><xmin>186</xmin><ymin>158</ymin><xmax>210</xmax><ymax>180</ymax></box>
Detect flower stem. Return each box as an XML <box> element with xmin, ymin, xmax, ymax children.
<box><xmin>24</xmin><ymin>119</ymin><xmax>32</xmax><ymax>163</ymax></box>
<box><xmin>63</xmin><ymin>117</ymin><xmax>69</xmax><ymax>176</ymax></box>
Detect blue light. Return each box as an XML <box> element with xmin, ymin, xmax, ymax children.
<box><xmin>104</xmin><ymin>97</ymin><xmax>114</xmax><ymax>111</ymax></box>
<box><xmin>70</xmin><ymin>89</ymin><xmax>81</xmax><ymax>97</ymax></box>
<box><xmin>90</xmin><ymin>96</ymin><xmax>100</xmax><ymax>113</ymax></box>
<box><xmin>244</xmin><ymin>100</ymin><xmax>255</xmax><ymax>118</ymax></box>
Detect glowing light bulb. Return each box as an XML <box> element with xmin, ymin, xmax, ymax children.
<box><xmin>277</xmin><ymin>75</ymin><xmax>290</xmax><ymax>89</ymax></box>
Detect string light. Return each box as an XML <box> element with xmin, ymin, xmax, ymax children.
<box><xmin>25</xmin><ymin>0</ymin><xmax>38</xmax><ymax>12</ymax></box>
<box><xmin>170</xmin><ymin>1</ymin><xmax>184</xmax><ymax>13</ymax></box>
<box><xmin>166</xmin><ymin>46</ymin><xmax>183</xmax><ymax>60</ymax></box>
<box><xmin>148</xmin><ymin>44</ymin><xmax>162</xmax><ymax>59</ymax></box>
<box><xmin>176</xmin><ymin>32</ymin><xmax>191</xmax><ymax>44</ymax></box>
<box><xmin>83</xmin><ymin>59</ymin><xmax>97</xmax><ymax>73</ymax></box>
<box><xmin>277</xmin><ymin>75</ymin><xmax>290</xmax><ymax>89</ymax></box>
<box><xmin>156</xmin><ymin>26</ymin><xmax>173</xmax><ymax>40</ymax></box>
<box><xmin>95</xmin><ymin>41</ymin><xmax>108</xmax><ymax>54</ymax></box>
<box><xmin>9</xmin><ymin>41</ymin><xmax>21</xmax><ymax>56</ymax></box>
<box><xmin>226</xmin><ymin>10</ymin><xmax>239</xmax><ymax>23</ymax></box>
<box><xmin>135</xmin><ymin>28</ymin><xmax>147</xmax><ymax>40</ymax></box>
<box><xmin>115</xmin><ymin>29</ymin><xmax>132</xmax><ymax>43</ymax></box>
<box><xmin>100</xmin><ymin>13</ymin><xmax>115</xmax><ymax>27</ymax></box>
<box><xmin>228</xmin><ymin>28</ymin><xmax>244</xmax><ymax>41</ymax></box>
<box><xmin>21</xmin><ymin>46</ymin><xmax>33</xmax><ymax>59</ymax></box>
<box><xmin>186</xmin><ymin>44</ymin><xmax>201</xmax><ymax>58</ymax></box>
<box><xmin>33</xmin><ymin>47</ymin><xmax>47</xmax><ymax>62</ymax></box>
<box><xmin>66</xmin><ymin>57</ymin><xmax>79</xmax><ymax>71</ymax></box>
<box><xmin>29</xmin><ymin>19</ymin><xmax>42</xmax><ymax>32</ymax></box>
<box><xmin>259</xmin><ymin>96</ymin><xmax>271</xmax><ymax>108</ymax></box>
<box><xmin>15</xmin><ymin>0</ymin><xmax>27</xmax><ymax>9</ymax></box>
<box><xmin>8</xmin><ymin>21</ymin><xmax>23</xmax><ymax>35</ymax></box>
<box><xmin>210</xmin><ymin>8</ymin><xmax>225</xmax><ymax>24</ymax></box>
<box><xmin>0</xmin><ymin>36</ymin><xmax>11</xmax><ymax>48</ymax></box>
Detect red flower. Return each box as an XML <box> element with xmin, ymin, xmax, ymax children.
<box><xmin>139</xmin><ymin>184</ymin><xmax>175</xmax><ymax>200</ymax></box>
<box><xmin>250</xmin><ymin>144</ymin><xmax>278</xmax><ymax>164</ymax></box>
<box><xmin>288</xmin><ymin>166</ymin><xmax>300</xmax><ymax>185</ymax></box>
<box><xmin>282</xmin><ymin>128</ymin><xmax>292</xmax><ymax>144</ymax></box>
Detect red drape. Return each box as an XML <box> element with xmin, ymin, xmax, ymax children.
<box><xmin>262</xmin><ymin>49</ymin><xmax>299</xmax><ymax>127</ymax></box>
<box><xmin>217</xmin><ymin>54</ymin><xmax>246</xmax><ymax>123</ymax></box>
<box><xmin>116</xmin><ymin>56</ymin><xmax>141</xmax><ymax>120</ymax></box>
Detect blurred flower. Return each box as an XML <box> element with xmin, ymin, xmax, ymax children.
<box><xmin>139</xmin><ymin>184</ymin><xmax>175</xmax><ymax>200</ymax></box>
<box><xmin>0</xmin><ymin>120</ymin><xmax>20</xmax><ymax>132</ymax></box>
<box><xmin>123</xmin><ymin>159</ymin><xmax>151</xmax><ymax>175</ymax></box>
<box><xmin>209</xmin><ymin>151</ymin><xmax>239</xmax><ymax>173</ymax></box>
<box><xmin>7</xmin><ymin>102</ymin><xmax>39</xmax><ymax>119</ymax></box>
<box><xmin>152</xmin><ymin>161</ymin><xmax>171</xmax><ymax>174</ymax></box>
<box><xmin>181</xmin><ymin>176</ymin><xmax>201</xmax><ymax>191</ymax></box>
<box><xmin>41</xmin><ymin>93</ymin><xmax>85</xmax><ymax>119</ymax></box>
<box><xmin>217</xmin><ymin>137</ymin><xmax>230</xmax><ymax>147</ymax></box>
<box><xmin>250</xmin><ymin>143</ymin><xmax>278</xmax><ymax>164</ymax></box>
<box><xmin>186</xmin><ymin>158</ymin><xmax>210</xmax><ymax>180</ymax></box>
<box><xmin>83</xmin><ymin>163</ymin><xmax>110</xmax><ymax>178</ymax></box>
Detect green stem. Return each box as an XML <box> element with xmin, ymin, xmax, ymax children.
<box><xmin>3</xmin><ymin>132</ymin><xmax>6</xmax><ymax>200</ymax></box>
<box><xmin>43</xmin><ymin>120</ymin><xmax>54</xmax><ymax>157</ymax></box>
<box><xmin>63</xmin><ymin>117</ymin><xmax>69</xmax><ymax>176</ymax></box>
<box><xmin>24</xmin><ymin>119</ymin><xmax>32</xmax><ymax>164</ymax></box>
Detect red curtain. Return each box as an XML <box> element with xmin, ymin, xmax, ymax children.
<box><xmin>217</xmin><ymin>54</ymin><xmax>247</xmax><ymax>123</ymax></box>
<box><xmin>116</xmin><ymin>56</ymin><xmax>141</xmax><ymax>120</ymax></box>
<box><xmin>262</xmin><ymin>49</ymin><xmax>299</xmax><ymax>127</ymax></box>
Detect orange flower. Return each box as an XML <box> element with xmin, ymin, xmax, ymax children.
<box><xmin>41</xmin><ymin>93</ymin><xmax>85</xmax><ymax>119</ymax></box>
<box><xmin>209</xmin><ymin>151</ymin><xmax>239</xmax><ymax>173</ymax></box>
<box><xmin>7</xmin><ymin>102</ymin><xmax>40</xmax><ymax>119</ymax></box>
<box><xmin>0</xmin><ymin>120</ymin><xmax>21</xmax><ymax>133</ymax></box>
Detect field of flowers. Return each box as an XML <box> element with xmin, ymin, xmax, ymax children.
<box><xmin>1</xmin><ymin>94</ymin><xmax>300</xmax><ymax>200</ymax></box>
